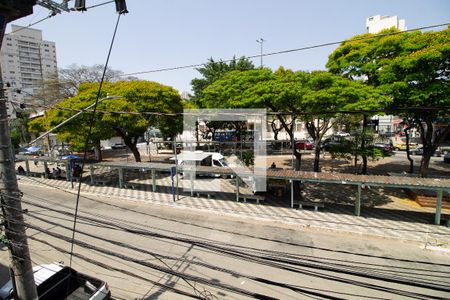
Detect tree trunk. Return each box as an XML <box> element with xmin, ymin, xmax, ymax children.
<box><xmin>313</xmin><ymin>142</ymin><xmax>321</xmax><ymax>172</ymax></box>
<box><xmin>420</xmin><ymin>148</ymin><xmax>432</xmax><ymax>178</ymax></box>
<box><xmin>195</xmin><ymin>120</ymin><xmax>199</xmax><ymax>148</ymax></box>
<box><xmin>129</xmin><ymin>143</ymin><xmax>141</xmax><ymax>162</ymax></box>
<box><xmin>404</xmin><ymin>127</ymin><xmax>414</xmax><ymax>174</ymax></box>
<box><xmin>94</xmin><ymin>145</ymin><xmax>102</xmax><ymax>161</ymax></box>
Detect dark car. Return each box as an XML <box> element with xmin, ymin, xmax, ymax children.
<box><xmin>0</xmin><ymin>263</ymin><xmax>110</xmax><ymax>300</ymax></box>
<box><xmin>295</xmin><ymin>139</ymin><xmax>314</xmax><ymax>150</ymax></box>
<box><xmin>444</xmin><ymin>152</ymin><xmax>450</xmax><ymax>163</ymax></box>
<box><xmin>111</xmin><ymin>143</ymin><xmax>126</xmax><ymax>150</ymax></box>
<box><xmin>321</xmin><ymin>137</ymin><xmax>349</xmax><ymax>152</ymax></box>
<box><xmin>372</xmin><ymin>143</ymin><xmax>394</xmax><ymax>154</ymax></box>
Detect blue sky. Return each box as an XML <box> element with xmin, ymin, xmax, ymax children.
<box><xmin>9</xmin><ymin>0</ymin><xmax>450</xmax><ymax>93</ymax></box>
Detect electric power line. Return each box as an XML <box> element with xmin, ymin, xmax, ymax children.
<box><xmin>122</xmin><ymin>22</ymin><xmax>450</xmax><ymax>77</ymax></box>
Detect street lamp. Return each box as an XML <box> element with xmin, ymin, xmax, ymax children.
<box><xmin>256</xmin><ymin>38</ymin><xmax>266</xmax><ymax>68</ymax></box>
<box><xmin>29</xmin><ymin>95</ymin><xmax>122</xmax><ymax>145</ymax></box>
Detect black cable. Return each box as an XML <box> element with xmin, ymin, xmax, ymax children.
<box><xmin>17</xmin><ymin>181</ymin><xmax>450</xmax><ymax>268</ymax></box>
<box><xmin>29</xmin><ymin>235</ymin><xmax>206</xmax><ymax>299</ymax></box>
<box><xmin>10</xmin><ymin>98</ymin><xmax>450</xmax><ymax>117</ymax></box>
<box><xmin>9</xmin><ymin>13</ymin><xmax>55</xmax><ymax>34</ymax></box>
<box><xmin>69</xmin><ymin>12</ymin><xmax>123</xmax><ymax>268</ymax></box>
<box><xmin>25</xmin><ymin>210</ymin><xmax>413</xmax><ymax>300</ymax></box>
<box><xmin>21</xmin><ymin>198</ymin><xmax>450</xmax><ymax>298</ymax></box>
<box><xmin>122</xmin><ymin>22</ymin><xmax>450</xmax><ymax>77</ymax></box>
<box><xmin>17</xmin><ymin>188</ymin><xmax>450</xmax><ymax>298</ymax></box>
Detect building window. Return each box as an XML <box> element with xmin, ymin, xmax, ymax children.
<box><xmin>7</xmin><ymin>43</ymin><xmax>12</xmax><ymax>46</ymax></box>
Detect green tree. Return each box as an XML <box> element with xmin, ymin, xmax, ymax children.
<box><xmin>190</xmin><ymin>56</ymin><xmax>255</xmax><ymax>108</ymax></box>
<box><xmin>202</xmin><ymin>68</ymin><xmax>387</xmax><ymax>172</ymax></box>
<box><xmin>29</xmin><ymin>81</ymin><xmax>184</xmax><ymax>162</ymax></box>
<box><xmin>9</xmin><ymin>111</ymin><xmax>31</xmax><ymax>149</ymax></box>
<box><xmin>327</xmin><ymin>27</ymin><xmax>450</xmax><ymax>177</ymax></box>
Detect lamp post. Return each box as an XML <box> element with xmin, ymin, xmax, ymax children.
<box><xmin>29</xmin><ymin>95</ymin><xmax>122</xmax><ymax>145</ymax></box>
<box><xmin>256</xmin><ymin>38</ymin><xmax>266</xmax><ymax>68</ymax></box>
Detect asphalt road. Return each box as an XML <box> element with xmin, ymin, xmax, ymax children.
<box><xmin>1</xmin><ymin>184</ymin><xmax>450</xmax><ymax>299</ymax></box>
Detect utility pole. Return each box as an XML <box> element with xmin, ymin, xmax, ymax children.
<box><xmin>256</xmin><ymin>38</ymin><xmax>266</xmax><ymax>68</ymax></box>
<box><xmin>0</xmin><ymin>1</ymin><xmax>39</xmax><ymax>299</ymax></box>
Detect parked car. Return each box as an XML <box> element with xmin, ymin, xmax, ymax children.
<box><xmin>393</xmin><ymin>142</ymin><xmax>418</xmax><ymax>151</ymax></box>
<box><xmin>409</xmin><ymin>146</ymin><xmax>442</xmax><ymax>157</ymax></box>
<box><xmin>444</xmin><ymin>152</ymin><xmax>450</xmax><ymax>163</ymax></box>
<box><xmin>0</xmin><ymin>262</ymin><xmax>111</xmax><ymax>300</ymax></box>
<box><xmin>372</xmin><ymin>143</ymin><xmax>394</xmax><ymax>154</ymax></box>
<box><xmin>111</xmin><ymin>143</ymin><xmax>126</xmax><ymax>150</ymax></box>
<box><xmin>320</xmin><ymin>137</ymin><xmax>350</xmax><ymax>152</ymax></box>
<box><xmin>295</xmin><ymin>139</ymin><xmax>314</xmax><ymax>150</ymax></box>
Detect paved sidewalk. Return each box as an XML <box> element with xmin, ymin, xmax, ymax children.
<box><xmin>18</xmin><ymin>175</ymin><xmax>450</xmax><ymax>249</ymax></box>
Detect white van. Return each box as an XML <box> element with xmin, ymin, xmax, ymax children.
<box><xmin>171</xmin><ymin>151</ymin><xmax>230</xmax><ymax>178</ymax></box>
<box><xmin>171</xmin><ymin>151</ymin><xmax>227</xmax><ymax>167</ymax></box>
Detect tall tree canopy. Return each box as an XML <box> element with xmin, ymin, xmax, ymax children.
<box><xmin>190</xmin><ymin>56</ymin><xmax>255</xmax><ymax>107</ymax></box>
<box><xmin>327</xmin><ymin>27</ymin><xmax>450</xmax><ymax>177</ymax></box>
<box><xmin>59</xmin><ymin>64</ymin><xmax>138</xmax><ymax>98</ymax></box>
<box><xmin>29</xmin><ymin>81</ymin><xmax>184</xmax><ymax>162</ymax></box>
<box><xmin>202</xmin><ymin>68</ymin><xmax>388</xmax><ymax>172</ymax></box>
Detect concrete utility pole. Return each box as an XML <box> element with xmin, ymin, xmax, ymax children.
<box><xmin>0</xmin><ymin>1</ymin><xmax>39</xmax><ymax>299</ymax></box>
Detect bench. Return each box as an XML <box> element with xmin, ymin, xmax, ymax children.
<box><xmin>238</xmin><ymin>193</ymin><xmax>265</xmax><ymax>204</ymax></box>
<box><xmin>294</xmin><ymin>201</ymin><xmax>325</xmax><ymax>211</ymax></box>
<box><xmin>123</xmin><ymin>183</ymin><xmax>136</xmax><ymax>189</ymax></box>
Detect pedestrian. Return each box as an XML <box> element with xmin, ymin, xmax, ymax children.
<box><xmin>17</xmin><ymin>165</ymin><xmax>25</xmax><ymax>175</ymax></box>
<box><xmin>270</xmin><ymin>162</ymin><xmax>277</xmax><ymax>169</ymax></box>
<box><xmin>52</xmin><ymin>168</ymin><xmax>59</xmax><ymax>179</ymax></box>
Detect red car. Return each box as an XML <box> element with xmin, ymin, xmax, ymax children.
<box><xmin>295</xmin><ymin>139</ymin><xmax>315</xmax><ymax>150</ymax></box>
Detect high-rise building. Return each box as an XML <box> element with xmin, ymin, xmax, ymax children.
<box><xmin>366</xmin><ymin>15</ymin><xmax>407</xmax><ymax>34</ymax></box>
<box><xmin>1</xmin><ymin>25</ymin><xmax>58</xmax><ymax>118</ymax></box>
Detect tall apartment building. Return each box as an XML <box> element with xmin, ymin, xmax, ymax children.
<box><xmin>366</xmin><ymin>15</ymin><xmax>407</xmax><ymax>34</ymax></box>
<box><xmin>1</xmin><ymin>25</ymin><xmax>58</xmax><ymax>118</ymax></box>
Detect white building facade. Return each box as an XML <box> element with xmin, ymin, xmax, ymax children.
<box><xmin>1</xmin><ymin>25</ymin><xmax>58</xmax><ymax>118</ymax></box>
<box><xmin>366</xmin><ymin>15</ymin><xmax>406</xmax><ymax>34</ymax></box>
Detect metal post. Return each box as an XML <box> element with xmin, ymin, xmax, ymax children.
<box><xmin>290</xmin><ymin>179</ymin><xmax>294</xmax><ymax>208</ymax></box>
<box><xmin>435</xmin><ymin>190</ymin><xmax>443</xmax><ymax>225</ymax></box>
<box><xmin>355</xmin><ymin>184</ymin><xmax>361</xmax><ymax>216</ymax></box>
<box><xmin>0</xmin><ymin>15</ymin><xmax>38</xmax><ymax>298</ymax></box>
<box><xmin>256</xmin><ymin>38</ymin><xmax>265</xmax><ymax>68</ymax></box>
<box><xmin>236</xmin><ymin>176</ymin><xmax>240</xmax><ymax>201</ymax></box>
<box><xmin>152</xmin><ymin>169</ymin><xmax>156</xmax><ymax>192</ymax></box>
<box><xmin>173</xmin><ymin>138</ymin><xmax>180</xmax><ymax>200</ymax></box>
<box><xmin>24</xmin><ymin>160</ymin><xmax>30</xmax><ymax>176</ymax></box>
<box><xmin>89</xmin><ymin>164</ymin><xmax>95</xmax><ymax>185</ymax></box>
<box><xmin>43</xmin><ymin>161</ymin><xmax>48</xmax><ymax>178</ymax></box>
<box><xmin>65</xmin><ymin>162</ymin><xmax>70</xmax><ymax>181</ymax></box>
<box><xmin>118</xmin><ymin>168</ymin><xmax>124</xmax><ymax>188</ymax></box>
